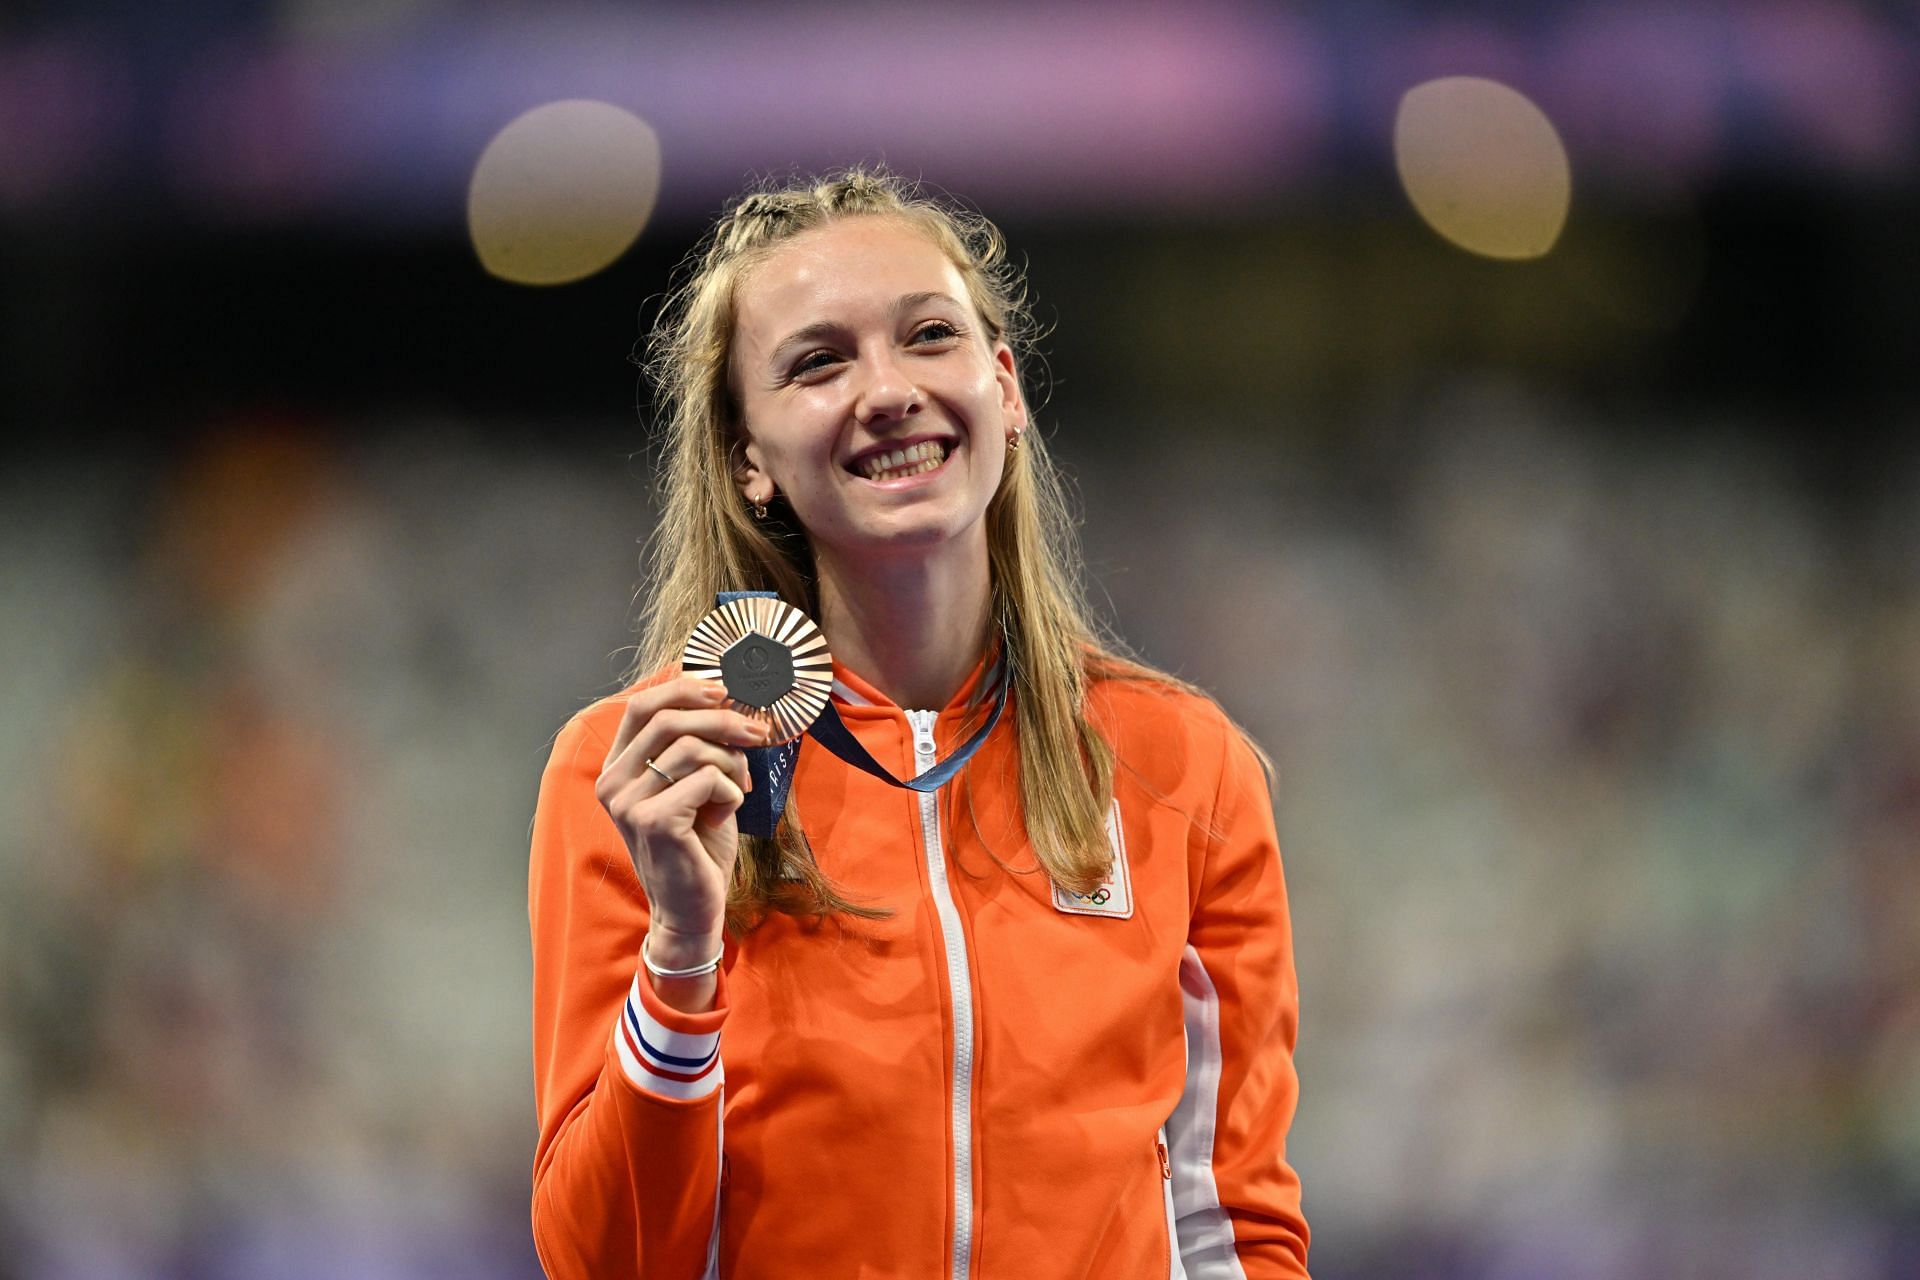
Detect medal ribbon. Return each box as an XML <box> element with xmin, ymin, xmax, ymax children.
<box><xmin>716</xmin><ymin>590</ymin><xmax>1008</xmax><ymax>837</ymax></box>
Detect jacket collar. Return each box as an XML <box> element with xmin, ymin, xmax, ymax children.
<box><xmin>829</xmin><ymin>632</ymin><xmax>1007</xmax><ymax>716</ymax></box>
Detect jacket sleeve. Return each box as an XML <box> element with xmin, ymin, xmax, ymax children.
<box><xmin>528</xmin><ymin>709</ymin><xmax>729</xmax><ymax>1280</ymax></box>
<box><xmin>1168</xmin><ymin>715</ymin><xmax>1312</xmax><ymax>1279</ymax></box>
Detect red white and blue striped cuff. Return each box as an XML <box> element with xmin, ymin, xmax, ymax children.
<box><xmin>614</xmin><ymin>972</ymin><xmax>724</xmax><ymax>1101</ymax></box>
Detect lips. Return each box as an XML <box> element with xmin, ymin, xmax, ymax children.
<box><xmin>844</xmin><ymin>433</ymin><xmax>959</xmax><ymax>477</ymax></box>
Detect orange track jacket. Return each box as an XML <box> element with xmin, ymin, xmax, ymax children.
<box><xmin>529</xmin><ymin>650</ymin><xmax>1311</xmax><ymax>1278</ymax></box>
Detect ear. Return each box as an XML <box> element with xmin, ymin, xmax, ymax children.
<box><xmin>730</xmin><ymin>431</ymin><xmax>771</xmax><ymax>503</ymax></box>
<box><xmin>992</xmin><ymin>342</ymin><xmax>1027</xmax><ymax>434</ymax></box>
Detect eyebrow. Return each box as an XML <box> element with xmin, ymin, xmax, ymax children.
<box><xmin>767</xmin><ymin>291</ymin><xmax>966</xmax><ymax>367</ymax></box>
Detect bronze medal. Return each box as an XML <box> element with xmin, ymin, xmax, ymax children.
<box><xmin>681</xmin><ymin>596</ymin><xmax>833</xmax><ymax>746</ymax></box>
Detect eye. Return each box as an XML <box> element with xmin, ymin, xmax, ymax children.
<box><xmin>911</xmin><ymin>320</ymin><xmax>962</xmax><ymax>345</ymax></box>
<box><xmin>789</xmin><ymin>349</ymin><xmax>841</xmax><ymax>379</ymax></box>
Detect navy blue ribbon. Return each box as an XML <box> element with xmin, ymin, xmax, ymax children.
<box><xmin>717</xmin><ymin>591</ymin><xmax>1008</xmax><ymax>837</ymax></box>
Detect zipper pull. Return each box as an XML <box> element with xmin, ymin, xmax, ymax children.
<box><xmin>1157</xmin><ymin>1139</ymin><xmax>1171</xmax><ymax>1180</ymax></box>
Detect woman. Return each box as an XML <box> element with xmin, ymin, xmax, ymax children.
<box><xmin>528</xmin><ymin>168</ymin><xmax>1312</xmax><ymax>1279</ymax></box>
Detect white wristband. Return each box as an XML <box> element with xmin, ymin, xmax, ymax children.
<box><xmin>642</xmin><ymin>931</ymin><xmax>724</xmax><ymax>980</ymax></box>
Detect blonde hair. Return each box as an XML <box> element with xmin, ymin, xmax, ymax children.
<box><xmin>628</xmin><ymin>166</ymin><xmax>1268</xmax><ymax>932</ymax></box>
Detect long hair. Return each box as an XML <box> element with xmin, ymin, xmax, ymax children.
<box><xmin>627</xmin><ymin>166</ymin><xmax>1269</xmax><ymax>933</ymax></box>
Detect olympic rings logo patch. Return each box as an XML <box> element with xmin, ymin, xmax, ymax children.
<box><xmin>1051</xmin><ymin>801</ymin><xmax>1132</xmax><ymax>919</ymax></box>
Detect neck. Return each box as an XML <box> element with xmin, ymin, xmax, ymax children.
<box><xmin>813</xmin><ymin>530</ymin><xmax>993</xmax><ymax>712</ymax></box>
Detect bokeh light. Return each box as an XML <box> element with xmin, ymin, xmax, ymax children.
<box><xmin>1394</xmin><ymin>76</ymin><xmax>1571</xmax><ymax>261</ymax></box>
<box><xmin>467</xmin><ymin>99</ymin><xmax>661</xmax><ymax>286</ymax></box>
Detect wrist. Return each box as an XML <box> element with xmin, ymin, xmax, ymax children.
<box><xmin>648</xmin><ymin>920</ymin><xmax>724</xmax><ymax>965</ymax></box>
<box><xmin>641</xmin><ymin>926</ymin><xmax>723</xmax><ymax>1015</ymax></box>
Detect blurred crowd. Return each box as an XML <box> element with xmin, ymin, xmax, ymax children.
<box><xmin>1</xmin><ymin>386</ymin><xmax>1915</xmax><ymax>1278</ymax></box>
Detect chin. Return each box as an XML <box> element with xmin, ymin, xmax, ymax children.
<box><xmin>819</xmin><ymin>510</ymin><xmax>986</xmax><ymax>559</ymax></box>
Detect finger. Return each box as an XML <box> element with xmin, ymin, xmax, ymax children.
<box><xmin>685</xmin><ymin>741</ymin><xmax>754</xmax><ymax>795</ymax></box>
<box><xmin>608</xmin><ymin>706</ymin><xmax>769</xmax><ymax>786</ymax></box>
<box><xmin>604</xmin><ymin>675</ymin><xmax>732</xmax><ymax>769</ymax></box>
<box><xmin>647</xmin><ymin>740</ymin><xmax>752</xmax><ymax>797</ymax></box>
<box><xmin>608</xmin><ymin>718</ymin><xmax>765</xmax><ymax>807</ymax></box>
<box><xmin>618</xmin><ymin>762</ymin><xmax>746</xmax><ymax>844</ymax></box>
<box><xmin>599</xmin><ymin>713</ymin><xmax>762</xmax><ymax>816</ymax></box>
<box><xmin>605</xmin><ymin>675</ymin><xmax>731</xmax><ymax>767</ymax></box>
<box><xmin>684</xmin><ymin>763</ymin><xmax>748</xmax><ymax>829</ymax></box>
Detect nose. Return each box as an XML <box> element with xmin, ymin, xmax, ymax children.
<box><xmin>852</xmin><ymin>346</ymin><xmax>921</xmax><ymax>426</ymax></box>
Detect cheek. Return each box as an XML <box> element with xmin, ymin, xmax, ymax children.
<box><xmin>748</xmin><ymin>403</ymin><xmax>837</xmax><ymax>475</ymax></box>
<box><xmin>947</xmin><ymin>362</ymin><xmax>1004</xmax><ymax>417</ymax></box>
<box><xmin>769</xmin><ymin>441</ymin><xmax>847</xmax><ymax>510</ymax></box>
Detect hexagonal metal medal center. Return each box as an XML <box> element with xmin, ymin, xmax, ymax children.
<box><xmin>718</xmin><ymin>632</ymin><xmax>794</xmax><ymax>708</ymax></box>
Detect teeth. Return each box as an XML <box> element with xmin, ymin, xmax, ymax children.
<box><xmin>860</xmin><ymin>439</ymin><xmax>950</xmax><ymax>480</ymax></box>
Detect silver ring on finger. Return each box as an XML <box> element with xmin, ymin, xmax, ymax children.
<box><xmin>643</xmin><ymin>757</ymin><xmax>678</xmax><ymax>786</ymax></box>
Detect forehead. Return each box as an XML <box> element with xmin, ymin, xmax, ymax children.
<box><xmin>734</xmin><ymin>216</ymin><xmax>971</xmax><ymax>340</ymax></box>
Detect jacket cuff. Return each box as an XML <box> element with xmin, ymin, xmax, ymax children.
<box><xmin>612</xmin><ymin>961</ymin><xmax>729</xmax><ymax>1102</ymax></box>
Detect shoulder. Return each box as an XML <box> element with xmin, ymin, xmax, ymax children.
<box><xmin>1084</xmin><ymin>649</ymin><xmax>1236</xmax><ymax>737</ymax></box>
<box><xmin>545</xmin><ymin>666</ymin><xmax>680</xmax><ymax>768</ymax></box>
<box><xmin>530</xmin><ymin>673</ymin><xmax>687</xmax><ymax>902</ymax></box>
<box><xmin>1087</xmin><ymin>666</ymin><xmax>1231</xmax><ymax>737</ymax></box>
<box><xmin>1083</xmin><ymin>655</ymin><xmax>1257</xmax><ymax>800</ymax></box>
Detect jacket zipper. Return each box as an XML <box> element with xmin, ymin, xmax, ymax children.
<box><xmin>1157</xmin><ymin>1128</ymin><xmax>1182</xmax><ymax>1280</ymax></box>
<box><xmin>908</xmin><ymin>708</ymin><xmax>976</xmax><ymax>1280</ymax></box>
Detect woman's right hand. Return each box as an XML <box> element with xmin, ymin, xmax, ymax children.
<box><xmin>596</xmin><ymin>676</ymin><xmax>772</xmax><ymax>967</ymax></box>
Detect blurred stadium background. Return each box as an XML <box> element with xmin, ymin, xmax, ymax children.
<box><xmin>2</xmin><ymin>2</ymin><xmax>1918</xmax><ymax>1277</ymax></box>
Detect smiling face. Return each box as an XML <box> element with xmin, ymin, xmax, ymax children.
<box><xmin>728</xmin><ymin>215</ymin><xmax>1026</xmax><ymax>567</ymax></box>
